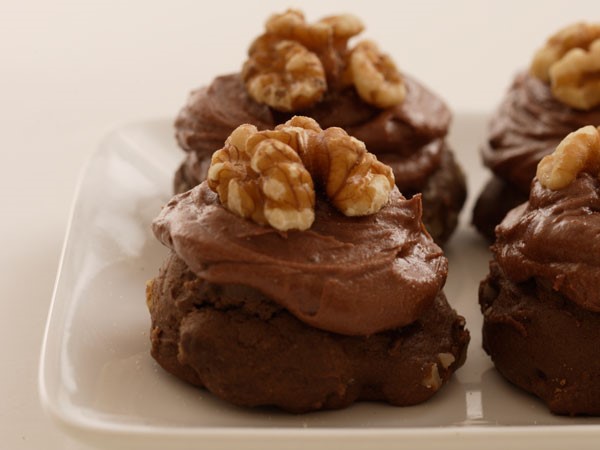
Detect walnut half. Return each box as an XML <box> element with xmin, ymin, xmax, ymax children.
<box><xmin>242</xmin><ymin>9</ymin><xmax>405</xmax><ymax>111</ymax></box>
<box><xmin>207</xmin><ymin>124</ymin><xmax>315</xmax><ymax>231</ymax></box>
<box><xmin>530</xmin><ymin>22</ymin><xmax>600</xmax><ymax>110</ymax></box>
<box><xmin>243</xmin><ymin>9</ymin><xmax>363</xmax><ymax>112</ymax></box>
<box><xmin>349</xmin><ymin>40</ymin><xmax>406</xmax><ymax>108</ymax></box>
<box><xmin>308</xmin><ymin>126</ymin><xmax>396</xmax><ymax>216</ymax></box>
<box><xmin>550</xmin><ymin>39</ymin><xmax>600</xmax><ymax>110</ymax></box>
<box><xmin>536</xmin><ymin>125</ymin><xmax>600</xmax><ymax>190</ymax></box>
<box><xmin>242</xmin><ymin>38</ymin><xmax>327</xmax><ymax>112</ymax></box>
<box><xmin>207</xmin><ymin>116</ymin><xmax>395</xmax><ymax>231</ymax></box>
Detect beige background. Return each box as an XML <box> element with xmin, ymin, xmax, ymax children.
<box><xmin>2</xmin><ymin>1</ymin><xmax>598</xmax><ymax>448</ymax></box>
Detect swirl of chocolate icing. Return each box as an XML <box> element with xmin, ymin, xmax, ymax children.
<box><xmin>493</xmin><ymin>173</ymin><xmax>600</xmax><ymax>312</ymax></box>
<box><xmin>153</xmin><ymin>182</ymin><xmax>447</xmax><ymax>336</ymax></box>
<box><xmin>174</xmin><ymin>73</ymin><xmax>450</xmax><ymax>193</ymax></box>
<box><xmin>482</xmin><ymin>72</ymin><xmax>600</xmax><ymax>193</ymax></box>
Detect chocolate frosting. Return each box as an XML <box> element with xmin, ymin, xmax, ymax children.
<box><xmin>175</xmin><ymin>73</ymin><xmax>451</xmax><ymax>192</ymax></box>
<box><xmin>153</xmin><ymin>182</ymin><xmax>447</xmax><ymax>336</ymax></box>
<box><xmin>493</xmin><ymin>173</ymin><xmax>600</xmax><ymax>312</ymax></box>
<box><xmin>482</xmin><ymin>72</ymin><xmax>600</xmax><ymax>193</ymax></box>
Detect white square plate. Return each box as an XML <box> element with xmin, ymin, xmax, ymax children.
<box><xmin>39</xmin><ymin>116</ymin><xmax>600</xmax><ymax>449</ymax></box>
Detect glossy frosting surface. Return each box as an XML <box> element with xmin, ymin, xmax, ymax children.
<box><xmin>494</xmin><ymin>174</ymin><xmax>600</xmax><ymax>312</ymax></box>
<box><xmin>482</xmin><ymin>72</ymin><xmax>600</xmax><ymax>193</ymax></box>
<box><xmin>175</xmin><ymin>73</ymin><xmax>451</xmax><ymax>192</ymax></box>
<box><xmin>153</xmin><ymin>182</ymin><xmax>447</xmax><ymax>336</ymax></box>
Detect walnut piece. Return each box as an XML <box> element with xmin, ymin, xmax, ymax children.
<box><xmin>421</xmin><ymin>363</ymin><xmax>442</xmax><ymax>391</ymax></box>
<box><xmin>318</xmin><ymin>14</ymin><xmax>365</xmax><ymax>39</ymax></box>
<box><xmin>207</xmin><ymin>116</ymin><xmax>395</xmax><ymax>230</ymax></box>
<box><xmin>208</xmin><ymin>123</ymin><xmax>315</xmax><ymax>231</ymax></box>
<box><xmin>242</xmin><ymin>38</ymin><xmax>327</xmax><ymax>112</ymax></box>
<box><xmin>349</xmin><ymin>40</ymin><xmax>406</xmax><ymax>108</ymax></box>
<box><xmin>265</xmin><ymin>9</ymin><xmax>331</xmax><ymax>51</ymax></box>
<box><xmin>312</xmin><ymin>126</ymin><xmax>395</xmax><ymax>216</ymax></box>
<box><xmin>531</xmin><ymin>22</ymin><xmax>600</xmax><ymax>82</ymax></box>
<box><xmin>266</xmin><ymin>117</ymin><xmax>395</xmax><ymax>217</ymax></box>
<box><xmin>437</xmin><ymin>352</ymin><xmax>456</xmax><ymax>369</ymax></box>
<box><xmin>243</xmin><ymin>9</ymin><xmax>364</xmax><ymax>111</ymax></box>
<box><xmin>243</xmin><ymin>9</ymin><xmax>405</xmax><ymax>111</ymax></box>
<box><xmin>536</xmin><ymin>125</ymin><xmax>600</xmax><ymax>190</ymax></box>
<box><xmin>251</xmin><ymin>139</ymin><xmax>316</xmax><ymax>230</ymax></box>
<box><xmin>530</xmin><ymin>22</ymin><xmax>600</xmax><ymax>110</ymax></box>
<box><xmin>263</xmin><ymin>10</ymin><xmax>364</xmax><ymax>76</ymax></box>
<box><xmin>550</xmin><ymin>39</ymin><xmax>600</xmax><ymax>110</ymax></box>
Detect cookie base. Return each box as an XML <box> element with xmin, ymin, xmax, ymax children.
<box><xmin>147</xmin><ymin>253</ymin><xmax>469</xmax><ymax>413</ymax></box>
<box><xmin>480</xmin><ymin>261</ymin><xmax>600</xmax><ymax>416</ymax></box>
<box><xmin>472</xmin><ymin>176</ymin><xmax>527</xmax><ymax>242</ymax></box>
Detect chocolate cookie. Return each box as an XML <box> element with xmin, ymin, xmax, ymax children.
<box><xmin>150</xmin><ymin>112</ymin><xmax>470</xmax><ymax>412</ymax></box>
<box><xmin>148</xmin><ymin>253</ymin><xmax>469</xmax><ymax>413</ymax></box>
<box><xmin>480</xmin><ymin>124</ymin><xmax>600</xmax><ymax>417</ymax></box>
<box><xmin>403</xmin><ymin>147</ymin><xmax>466</xmax><ymax>246</ymax></box>
<box><xmin>149</xmin><ymin>134</ymin><xmax>472</xmax><ymax>413</ymax></box>
<box><xmin>472</xmin><ymin>176</ymin><xmax>527</xmax><ymax>242</ymax></box>
<box><xmin>473</xmin><ymin>23</ymin><xmax>600</xmax><ymax>241</ymax></box>
<box><xmin>480</xmin><ymin>261</ymin><xmax>600</xmax><ymax>415</ymax></box>
<box><xmin>173</xmin><ymin>10</ymin><xmax>466</xmax><ymax>245</ymax></box>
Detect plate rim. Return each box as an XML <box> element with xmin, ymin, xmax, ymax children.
<box><xmin>37</xmin><ymin>117</ymin><xmax>600</xmax><ymax>449</ymax></box>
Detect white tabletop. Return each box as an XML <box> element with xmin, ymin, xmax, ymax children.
<box><xmin>2</xmin><ymin>1</ymin><xmax>598</xmax><ymax>448</ymax></box>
